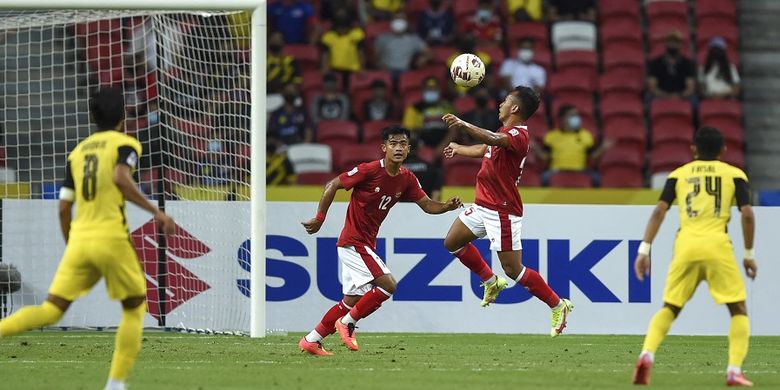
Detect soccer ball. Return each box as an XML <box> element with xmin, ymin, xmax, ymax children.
<box><xmin>450</xmin><ymin>53</ymin><xmax>485</xmax><ymax>88</ymax></box>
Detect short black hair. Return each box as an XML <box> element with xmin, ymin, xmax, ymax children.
<box><xmin>510</xmin><ymin>86</ymin><xmax>540</xmax><ymax>120</ymax></box>
<box><xmin>557</xmin><ymin>104</ymin><xmax>576</xmax><ymax>119</ymax></box>
<box><xmin>90</xmin><ymin>87</ymin><xmax>125</xmax><ymax>130</ymax></box>
<box><xmin>381</xmin><ymin>125</ymin><xmax>411</xmax><ymax>141</ymax></box>
<box><xmin>695</xmin><ymin>126</ymin><xmax>724</xmax><ymax>160</ymax></box>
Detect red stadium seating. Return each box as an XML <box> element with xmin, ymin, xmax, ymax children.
<box><xmin>350</xmin><ymin>89</ymin><xmax>374</xmax><ymax>123</ymax></box>
<box><xmin>599</xmin><ymin>0</ymin><xmax>640</xmax><ymax>24</ymax></box>
<box><xmin>316</xmin><ymin>120</ymin><xmax>360</xmax><ymax>146</ymax></box>
<box><xmin>599</xmin><ymin>146</ymin><xmax>644</xmax><ymax>171</ymax></box>
<box><xmin>652</xmin><ymin>123</ymin><xmax>694</xmax><ymax>147</ymax></box>
<box><xmin>526</xmin><ymin>113</ymin><xmax>549</xmax><ymax>143</ymax></box>
<box><xmin>696</xmin><ymin>45</ymin><xmax>739</xmax><ymax>67</ymax></box>
<box><xmin>555</xmin><ymin>50</ymin><xmax>598</xmax><ymax>79</ymax></box>
<box><xmin>649</xmin><ymin>143</ymin><xmax>692</xmax><ymax>173</ymax></box>
<box><xmin>599</xmin><ymin>71</ymin><xmax>644</xmax><ymax>101</ymax></box>
<box><xmin>429</xmin><ymin>46</ymin><xmax>458</xmax><ymax>66</ymax></box>
<box><xmin>520</xmin><ymin>169</ymin><xmax>542</xmax><ymax>187</ymax></box>
<box><xmin>364</xmin><ymin>21</ymin><xmax>392</xmax><ymax>43</ymax></box>
<box><xmin>602</xmin><ymin>117</ymin><xmax>646</xmax><ymax>155</ymax></box>
<box><xmin>599</xmin><ymin>18</ymin><xmax>643</xmax><ymax>52</ymax></box>
<box><xmin>650</xmin><ymin>99</ymin><xmax>693</xmax><ymax>126</ymax></box>
<box><xmin>699</xmin><ymin>100</ymin><xmax>743</xmax><ymax>146</ymax></box>
<box><xmin>600</xmin><ymin>166</ymin><xmax>645</xmax><ymax>188</ymax></box>
<box><xmin>696</xmin><ymin>0</ymin><xmax>737</xmax><ymax>23</ymax></box>
<box><xmin>336</xmin><ymin>144</ymin><xmax>384</xmax><ymax>172</ymax></box>
<box><xmin>648</xmin><ymin>21</ymin><xmax>690</xmax><ymax>57</ymax></box>
<box><xmin>282</xmin><ymin>45</ymin><xmax>320</xmax><ymax>72</ymax></box>
<box><xmin>76</xmin><ymin>19</ymin><xmax>121</xmax><ymax>36</ymax></box>
<box><xmin>480</xmin><ymin>44</ymin><xmax>506</xmax><ymax>65</ymax></box>
<box><xmin>443</xmin><ymin>156</ymin><xmax>482</xmax><ymax>186</ymax></box>
<box><xmin>362</xmin><ymin>120</ymin><xmax>394</xmax><ymax>144</ymax></box>
<box><xmin>696</xmin><ymin>19</ymin><xmax>738</xmax><ymax>50</ymax></box>
<box><xmin>722</xmin><ymin>146</ymin><xmax>745</xmax><ymax>169</ymax></box>
<box><xmin>548</xmin><ymin>171</ymin><xmax>593</xmax><ymax>188</ymax></box>
<box><xmin>548</xmin><ymin>70</ymin><xmax>595</xmax><ymax>96</ymax></box>
<box><xmin>453</xmin><ymin>95</ymin><xmax>476</xmax><ymax>114</ymax></box>
<box><xmin>602</xmin><ymin>46</ymin><xmax>645</xmax><ymax>79</ymax></box>
<box><xmin>398</xmin><ymin>69</ymin><xmax>443</xmax><ymax>95</ymax></box>
<box><xmin>297</xmin><ymin>172</ymin><xmax>334</xmax><ymax>185</ymax></box>
<box><xmin>453</xmin><ymin>0</ymin><xmax>478</xmax><ymax>20</ymax></box>
<box><xmin>349</xmin><ymin>71</ymin><xmax>393</xmax><ymax>95</ymax></box>
<box><xmin>506</xmin><ymin>22</ymin><xmax>549</xmax><ymax>45</ymax></box>
<box><xmin>646</xmin><ymin>0</ymin><xmax>688</xmax><ymax>23</ymax></box>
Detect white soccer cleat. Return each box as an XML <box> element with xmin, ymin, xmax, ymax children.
<box><xmin>550</xmin><ymin>299</ymin><xmax>574</xmax><ymax>337</ymax></box>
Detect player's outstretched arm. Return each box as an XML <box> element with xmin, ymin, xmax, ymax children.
<box><xmin>740</xmin><ymin>204</ymin><xmax>757</xmax><ymax>280</ymax></box>
<box><xmin>442</xmin><ymin>114</ymin><xmax>510</xmax><ymax>148</ymax></box>
<box><xmin>113</xmin><ymin>164</ymin><xmax>175</xmax><ymax>235</ymax></box>
<box><xmin>415</xmin><ymin>195</ymin><xmax>462</xmax><ymax>215</ymax></box>
<box><xmin>634</xmin><ymin>200</ymin><xmax>670</xmax><ymax>281</ymax></box>
<box><xmin>444</xmin><ymin>142</ymin><xmax>488</xmax><ymax>159</ymax></box>
<box><xmin>302</xmin><ymin>176</ymin><xmax>344</xmax><ymax>234</ymax></box>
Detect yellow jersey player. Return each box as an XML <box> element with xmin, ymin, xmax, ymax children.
<box><xmin>631</xmin><ymin>127</ymin><xmax>757</xmax><ymax>387</ymax></box>
<box><xmin>0</xmin><ymin>88</ymin><xmax>175</xmax><ymax>390</ymax></box>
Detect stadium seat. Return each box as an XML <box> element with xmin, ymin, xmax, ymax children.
<box><xmin>696</xmin><ymin>0</ymin><xmax>737</xmax><ymax>24</ymax></box>
<box><xmin>650</xmin><ymin>99</ymin><xmax>693</xmax><ymax>128</ymax></box>
<box><xmin>402</xmin><ymin>90</ymin><xmax>423</xmax><ymax>108</ymax></box>
<box><xmin>336</xmin><ymin>144</ymin><xmax>384</xmax><ymax>172</ymax></box>
<box><xmin>399</xmin><ymin>69</ymin><xmax>438</xmax><ymax>95</ymax></box>
<box><xmin>652</xmin><ymin>123</ymin><xmax>694</xmax><ymax>147</ymax></box>
<box><xmin>428</xmin><ymin>46</ymin><xmax>458</xmax><ymax>66</ymax></box>
<box><xmin>600</xmin><ymin>95</ymin><xmax>643</xmax><ymax>124</ymax></box>
<box><xmin>599</xmin><ymin>0</ymin><xmax>640</xmax><ymax>24</ymax></box>
<box><xmin>526</xmin><ymin>113</ymin><xmax>550</xmax><ymax>143</ymax></box>
<box><xmin>0</xmin><ymin>145</ymin><xmax>5</xmax><ymax>167</ymax></box>
<box><xmin>506</xmin><ymin>21</ymin><xmax>549</xmax><ymax>45</ymax></box>
<box><xmin>349</xmin><ymin>71</ymin><xmax>393</xmax><ymax>95</ymax></box>
<box><xmin>722</xmin><ymin>146</ymin><xmax>745</xmax><ymax>169</ymax></box>
<box><xmin>287</xmin><ymin>143</ymin><xmax>332</xmax><ymax>174</ymax></box>
<box><xmin>700</xmin><ymin>100</ymin><xmax>742</xmax><ymax>127</ymax></box>
<box><xmin>301</xmin><ymin>70</ymin><xmax>323</xmax><ymax>91</ymax></box>
<box><xmin>443</xmin><ymin>156</ymin><xmax>482</xmax><ymax>186</ymax></box>
<box><xmin>124</xmin><ymin>117</ymin><xmax>148</xmax><ymax>135</ymax></box>
<box><xmin>164</xmin><ymin>167</ymin><xmax>189</xmax><ymax>186</ymax></box>
<box><xmin>696</xmin><ymin>45</ymin><xmax>739</xmax><ymax>67</ymax></box>
<box><xmin>453</xmin><ymin>95</ymin><xmax>476</xmax><ymax>114</ymax></box>
<box><xmin>479</xmin><ymin>44</ymin><xmax>506</xmax><ymax>65</ymax></box>
<box><xmin>362</xmin><ymin>120</ymin><xmax>394</xmax><ymax>144</ymax></box>
<box><xmin>296</xmin><ymin>172</ymin><xmax>334</xmax><ymax>185</ymax></box>
<box><xmin>602</xmin><ymin>117</ymin><xmax>646</xmax><ymax>155</ymax></box>
<box><xmin>364</xmin><ymin>21</ymin><xmax>392</xmax><ymax>44</ymax></box>
<box><xmin>600</xmin><ymin>166</ymin><xmax>645</xmax><ymax>188</ymax></box>
<box><xmin>98</xmin><ymin>68</ymin><xmax>124</xmax><ymax>86</ymax></box>
<box><xmin>548</xmin><ymin>70</ymin><xmax>595</xmax><ymax>97</ymax></box>
<box><xmin>599</xmin><ymin>71</ymin><xmax>644</xmax><ymax>102</ymax></box>
<box><xmin>551</xmin><ymin>21</ymin><xmax>597</xmax><ymax>51</ymax></box>
<box><xmin>696</xmin><ymin>19</ymin><xmax>738</xmax><ymax>50</ymax></box>
<box><xmin>453</xmin><ymin>0</ymin><xmax>478</xmax><ymax>20</ymax></box>
<box><xmin>599</xmin><ymin>18</ymin><xmax>642</xmax><ymax>52</ymax></box>
<box><xmin>649</xmin><ymin>143</ymin><xmax>692</xmax><ymax>173</ymax></box>
<box><xmin>316</xmin><ymin>120</ymin><xmax>360</xmax><ymax>147</ymax></box>
<box><xmin>520</xmin><ymin>169</ymin><xmax>542</xmax><ymax>187</ymax></box>
<box><xmin>350</xmin><ymin>89</ymin><xmax>374</xmax><ymax>123</ymax></box>
<box><xmin>548</xmin><ymin>171</ymin><xmax>593</xmax><ymax>188</ymax></box>
<box><xmin>646</xmin><ymin>0</ymin><xmax>688</xmax><ymax>23</ymax></box>
<box><xmin>599</xmin><ymin>146</ymin><xmax>644</xmax><ymax>171</ymax></box>
<box><xmin>282</xmin><ymin>45</ymin><xmax>320</xmax><ymax>72</ymax></box>
<box><xmin>555</xmin><ymin>50</ymin><xmax>598</xmax><ymax>78</ymax></box>
<box><xmin>602</xmin><ymin>46</ymin><xmax>645</xmax><ymax>78</ymax></box>
<box><xmin>76</xmin><ymin>19</ymin><xmax>121</xmax><ymax>36</ymax></box>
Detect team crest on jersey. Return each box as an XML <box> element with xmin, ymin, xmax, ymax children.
<box><xmin>395</xmin><ymin>191</ymin><xmax>402</xmax><ymax>198</ymax></box>
<box><xmin>375</xmin><ymin>187</ymin><xmax>380</xmax><ymax>192</ymax></box>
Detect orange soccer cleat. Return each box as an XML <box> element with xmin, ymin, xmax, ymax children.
<box><xmin>298</xmin><ymin>337</ymin><xmax>333</xmax><ymax>356</ymax></box>
<box><xmin>727</xmin><ymin>371</ymin><xmax>754</xmax><ymax>387</ymax></box>
<box><xmin>335</xmin><ymin>317</ymin><xmax>359</xmax><ymax>351</ymax></box>
<box><xmin>632</xmin><ymin>353</ymin><xmax>653</xmax><ymax>385</ymax></box>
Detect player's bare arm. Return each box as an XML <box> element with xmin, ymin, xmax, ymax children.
<box><xmin>739</xmin><ymin>204</ymin><xmax>757</xmax><ymax>280</ymax></box>
<box><xmin>444</xmin><ymin>142</ymin><xmax>488</xmax><ymax>159</ymax></box>
<box><xmin>113</xmin><ymin>164</ymin><xmax>175</xmax><ymax>235</ymax></box>
<box><xmin>442</xmin><ymin>114</ymin><xmax>511</xmax><ymax>148</ymax></box>
<box><xmin>415</xmin><ymin>195</ymin><xmax>462</xmax><ymax>214</ymax></box>
<box><xmin>58</xmin><ymin>199</ymin><xmax>73</xmax><ymax>243</ymax></box>
<box><xmin>634</xmin><ymin>200</ymin><xmax>671</xmax><ymax>281</ymax></box>
<box><xmin>302</xmin><ymin>176</ymin><xmax>344</xmax><ymax>234</ymax></box>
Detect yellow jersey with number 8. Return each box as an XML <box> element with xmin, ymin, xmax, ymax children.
<box><xmin>63</xmin><ymin>130</ymin><xmax>142</xmax><ymax>240</ymax></box>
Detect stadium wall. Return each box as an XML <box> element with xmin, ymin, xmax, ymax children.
<box><xmin>3</xmin><ymin>200</ymin><xmax>779</xmax><ymax>336</ymax></box>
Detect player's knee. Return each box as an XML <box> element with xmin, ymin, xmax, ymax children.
<box><xmin>502</xmin><ymin>263</ymin><xmax>522</xmax><ymax>280</ymax></box>
<box><xmin>663</xmin><ymin>303</ymin><xmax>682</xmax><ymax>318</ymax></box>
<box><xmin>728</xmin><ymin>301</ymin><xmax>747</xmax><ymax>316</ymax></box>
<box><xmin>443</xmin><ymin>237</ymin><xmax>461</xmax><ymax>253</ymax></box>
<box><xmin>121</xmin><ymin>296</ymin><xmax>146</xmax><ymax>311</ymax></box>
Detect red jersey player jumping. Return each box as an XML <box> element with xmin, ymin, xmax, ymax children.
<box><xmin>299</xmin><ymin>125</ymin><xmax>462</xmax><ymax>355</ymax></box>
<box><xmin>441</xmin><ymin>86</ymin><xmax>574</xmax><ymax>337</ymax></box>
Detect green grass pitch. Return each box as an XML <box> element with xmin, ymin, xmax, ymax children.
<box><xmin>1</xmin><ymin>332</ymin><xmax>778</xmax><ymax>389</ymax></box>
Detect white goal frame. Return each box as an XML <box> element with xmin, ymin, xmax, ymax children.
<box><xmin>0</xmin><ymin>0</ymin><xmax>268</xmax><ymax>338</ymax></box>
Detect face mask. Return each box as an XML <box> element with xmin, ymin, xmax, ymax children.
<box><xmin>148</xmin><ymin>111</ymin><xmax>159</xmax><ymax>124</ymax></box>
<box><xmin>208</xmin><ymin>140</ymin><xmax>222</xmax><ymax>153</ymax></box>
<box><xmin>518</xmin><ymin>48</ymin><xmax>533</xmax><ymax>63</ymax></box>
<box><xmin>666</xmin><ymin>46</ymin><xmax>680</xmax><ymax>56</ymax></box>
<box><xmin>567</xmin><ymin>115</ymin><xmax>581</xmax><ymax>129</ymax></box>
<box><xmin>391</xmin><ymin>19</ymin><xmax>407</xmax><ymax>33</ymax></box>
<box><xmin>422</xmin><ymin>90</ymin><xmax>439</xmax><ymax>103</ymax></box>
<box><xmin>476</xmin><ymin>9</ymin><xmax>492</xmax><ymax>22</ymax></box>
<box><xmin>475</xmin><ymin>96</ymin><xmax>489</xmax><ymax>108</ymax></box>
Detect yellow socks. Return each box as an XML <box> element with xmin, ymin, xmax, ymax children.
<box><xmin>641</xmin><ymin>306</ymin><xmax>676</xmax><ymax>354</ymax></box>
<box><xmin>0</xmin><ymin>301</ymin><xmax>64</xmax><ymax>337</ymax></box>
<box><xmin>728</xmin><ymin>314</ymin><xmax>750</xmax><ymax>368</ymax></box>
<box><xmin>108</xmin><ymin>303</ymin><xmax>146</xmax><ymax>381</ymax></box>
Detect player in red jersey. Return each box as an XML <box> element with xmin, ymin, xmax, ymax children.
<box><xmin>298</xmin><ymin>125</ymin><xmax>462</xmax><ymax>355</ymax></box>
<box><xmin>441</xmin><ymin>86</ymin><xmax>573</xmax><ymax>337</ymax></box>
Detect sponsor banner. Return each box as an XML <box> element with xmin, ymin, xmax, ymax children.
<box><xmin>3</xmin><ymin>200</ymin><xmax>779</xmax><ymax>335</ymax></box>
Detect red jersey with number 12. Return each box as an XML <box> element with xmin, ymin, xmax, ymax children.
<box><xmin>474</xmin><ymin>125</ymin><xmax>530</xmax><ymax>216</ymax></box>
<box><xmin>337</xmin><ymin>159</ymin><xmax>427</xmax><ymax>249</ymax></box>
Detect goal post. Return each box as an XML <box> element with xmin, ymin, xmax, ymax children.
<box><xmin>0</xmin><ymin>1</ymin><xmax>267</xmax><ymax>337</ymax></box>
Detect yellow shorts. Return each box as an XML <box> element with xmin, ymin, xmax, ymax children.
<box><xmin>49</xmin><ymin>237</ymin><xmax>146</xmax><ymax>301</ymax></box>
<box><xmin>662</xmin><ymin>236</ymin><xmax>746</xmax><ymax>307</ymax></box>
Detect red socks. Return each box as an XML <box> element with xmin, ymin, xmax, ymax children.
<box><xmin>453</xmin><ymin>243</ymin><xmax>495</xmax><ymax>282</ymax></box>
<box><xmin>517</xmin><ymin>267</ymin><xmax>561</xmax><ymax>308</ymax></box>
<box><xmin>314</xmin><ymin>300</ymin><xmax>351</xmax><ymax>336</ymax></box>
<box><xmin>349</xmin><ymin>287</ymin><xmax>391</xmax><ymax>322</ymax></box>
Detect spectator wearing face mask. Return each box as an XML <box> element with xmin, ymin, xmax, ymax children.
<box><xmin>463</xmin><ymin>0</ymin><xmax>502</xmax><ymax>45</ymax></box>
<box><xmin>374</xmin><ymin>14</ymin><xmax>430</xmax><ymax>76</ymax></box>
<box><xmin>268</xmin><ymin>83</ymin><xmax>313</xmax><ymax>146</ymax></box>
<box><xmin>363</xmin><ymin>79</ymin><xmax>396</xmax><ymax>121</ymax></box>
<box><xmin>547</xmin><ymin>0</ymin><xmax>596</xmax><ymax>23</ymax></box>
<box><xmin>648</xmin><ymin>31</ymin><xmax>696</xmax><ymax>100</ymax></box>
<box><xmin>533</xmin><ymin>105</ymin><xmax>614</xmax><ymax>186</ymax></box>
<box><xmin>461</xmin><ymin>87</ymin><xmax>501</xmax><ymax>141</ymax></box>
<box><xmin>499</xmin><ymin>38</ymin><xmax>546</xmax><ymax>93</ymax></box>
<box><xmin>310</xmin><ymin>72</ymin><xmax>350</xmax><ymax>124</ymax></box>
<box><xmin>699</xmin><ymin>36</ymin><xmax>740</xmax><ymax>99</ymax></box>
<box><xmin>402</xmin><ymin>77</ymin><xmax>454</xmax><ymax>156</ymax></box>
<box><xmin>267</xmin><ymin>31</ymin><xmax>301</xmax><ymax>95</ymax></box>
<box><xmin>417</xmin><ymin>0</ymin><xmax>454</xmax><ymax>45</ymax></box>
<box><xmin>320</xmin><ymin>9</ymin><xmax>366</xmax><ymax>74</ymax></box>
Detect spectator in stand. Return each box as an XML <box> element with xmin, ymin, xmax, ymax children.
<box><xmin>507</xmin><ymin>0</ymin><xmax>543</xmax><ymax>22</ymax></box>
<box><xmin>320</xmin><ymin>9</ymin><xmax>366</xmax><ymax>74</ymax></box>
<box><xmin>648</xmin><ymin>31</ymin><xmax>696</xmax><ymax>101</ymax></box>
<box><xmin>403</xmin><ymin>142</ymin><xmax>444</xmax><ymax>201</ymax></box>
<box><xmin>310</xmin><ymin>72</ymin><xmax>350</xmax><ymax>123</ymax></box>
<box><xmin>463</xmin><ymin>0</ymin><xmax>502</xmax><ymax>45</ymax></box>
<box><xmin>699</xmin><ymin>36</ymin><xmax>741</xmax><ymax>99</ymax></box>
<box><xmin>499</xmin><ymin>38</ymin><xmax>546</xmax><ymax>93</ymax></box>
<box><xmin>375</xmin><ymin>14</ymin><xmax>430</xmax><ymax>76</ymax></box>
<box><xmin>417</xmin><ymin>0</ymin><xmax>454</xmax><ymax>45</ymax></box>
<box><xmin>367</xmin><ymin>0</ymin><xmax>404</xmax><ymax>21</ymax></box>
<box><xmin>532</xmin><ymin>105</ymin><xmax>614</xmax><ymax>186</ymax></box>
<box><xmin>267</xmin><ymin>32</ymin><xmax>301</xmax><ymax>95</ymax></box>
<box><xmin>268</xmin><ymin>83</ymin><xmax>313</xmax><ymax>146</ymax></box>
<box><xmin>364</xmin><ymin>79</ymin><xmax>396</xmax><ymax>121</ymax></box>
<box><xmin>267</xmin><ymin>142</ymin><xmax>297</xmax><ymax>185</ymax></box>
<box><xmin>547</xmin><ymin>0</ymin><xmax>596</xmax><ymax>23</ymax></box>
<box><xmin>462</xmin><ymin>87</ymin><xmax>501</xmax><ymax>138</ymax></box>
<box><xmin>402</xmin><ymin>77</ymin><xmax>454</xmax><ymax>156</ymax></box>
<box><xmin>268</xmin><ymin>0</ymin><xmax>316</xmax><ymax>44</ymax></box>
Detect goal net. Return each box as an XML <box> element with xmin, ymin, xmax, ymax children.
<box><xmin>0</xmin><ymin>9</ymin><xmax>255</xmax><ymax>334</ymax></box>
